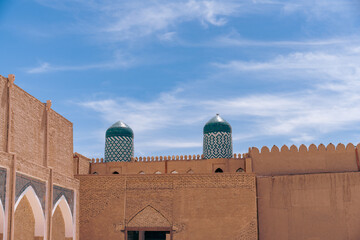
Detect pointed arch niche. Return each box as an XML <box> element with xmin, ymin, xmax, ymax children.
<box><xmin>52</xmin><ymin>195</ymin><xmax>74</xmax><ymax>239</ymax></box>
<box><xmin>14</xmin><ymin>186</ymin><xmax>45</xmax><ymax>239</ymax></box>
<box><xmin>0</xmin><ymin>201</ymin><xmax>4</xmax><ymax>239</ymax></box>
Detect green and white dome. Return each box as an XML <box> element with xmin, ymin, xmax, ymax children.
<box><xmin>104</xmin><ymin>121</ymin><xmax>134</xmax><ymax>162</ymax></box>
<box><xmin>203</xmin><ymin>114</ymin><xmax>233</xmax><ymax>159</ymax></box>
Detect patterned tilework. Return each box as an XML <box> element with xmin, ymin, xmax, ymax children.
<box><xmin>0</xmin><ymin>168</ymin><xmax>6</xmax><ymax>210</ymax></box>
<box><xmin>15</xmin><ymin>173</ymin><xmax>46</xmax><ymax>213</ymax></box>
<box><xmin>53</xmin><ymin>185</ymin><xmax>74</xmax><ymax>215</ymax></box>
<box><xmin>203</xmin><ymin>132</ymin><xmax>233</xmax><ymax>159</ymax></box>
<box><xmin>105</xmin><ymin>136</ymin><xmax>134</xmax><ymax>162</ymax></box>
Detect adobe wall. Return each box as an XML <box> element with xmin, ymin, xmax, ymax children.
<box><xmin>48</xmin><ymin>110</ymin><xmax>73</xmax><ymax>177</ymax></box>
<box><xmin>0</xmin><ymin>76</ymin><xmax>7</xmax><ymax>152</ymax></box>
<box><xmin>251</xmin><ymin>143</ymin><xmax>359</xmax><ymax>176</ymax></box>
<box><xmin>0</xmin><ymin>74</ymin><xmax>79</xmax><ymax>239</ymax></box>
<box><xmin>257</xmin><ymin>172</ymin><xmax>360</xmax><ymax>240</ymax></box>
<box><xmin>14</xmin><ymin>196</ymin><xmax>35</xmax><ymax>240</ymax></box>
<box><xmin>74</xmin><ymin>153</ymin><xmax>90</xmax><ymax>175</ymax></box>
<box><xmin>90</xmin><ymin>154</ymin><xmax>246</xmax><ymax>175</ymax></box>
<box><xmin>77</xmin><ymin>173</ymin><xmax>257</xmax><ymax>240</ymax></box>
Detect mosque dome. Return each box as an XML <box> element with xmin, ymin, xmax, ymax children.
<box><xmin>104</xmin><ymin>121</ymin><xmax>134</xmax><ymax>162</ymax></box>
<box><xmin>203</xmin><ymin>114</ymin><xmax>233</xmax><ymax>159</ymax></box>
<box><xmin>106</xmin><ymin>121</ymin><xmax>134</xmax><ymax>138</ymax></box>
<box><xmin>203</xmin><ymin>114</ymin><xmax>232</xmax><ymax>134</ymax></box>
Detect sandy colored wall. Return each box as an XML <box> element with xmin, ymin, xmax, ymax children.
<box><xmin>90</xmin><ymin>157</ymin><xmax>245</xmax><ymax>175</ymax></box>
<box><xmin>73</xmin><ymin>153</ymin><xmax>90</xmax><ymax>175</ymax></box>
<box><xmin>14</xmin><ymin>195</ymin><xmax>35</xmax><ymax>240</ymax></box>
<box><xmin>52</xmin><ymin>206</ymin><xmax>66</xmax><ymax>240</ymax></box>
<box><xmin>11</xmin><ymin>84</ymin><xmax>46</xmax><ymax>167</ymax></box>
<box><xmin>257</xmin><ymin>172</ymin><xmax>360</xmax><ymax>240</ymax></box>
<box><xmin>78</xmin><ymin>173</ymin><xmax>257</xmax><ymax>240</ymax></box>
<box><xmin>251</xmin><ymin>143</ymin><xmax>359</xmax><ymax>176</ymax></box>
<box><xmin>48</xmin><ymin>110</ymin><xmax>73</xmax><ymax>177</ymax></box>
<box><xmin>0</xmin><ymin>76</ymin><xmax>7</xmax><ymax>153</ymax></box>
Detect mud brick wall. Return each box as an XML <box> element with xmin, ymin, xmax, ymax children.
<box><xmin>77</xmin><ymin>173</ymin><xmax>257</xmax><ymax>240</ymax></box>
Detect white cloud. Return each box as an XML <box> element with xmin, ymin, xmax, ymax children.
<box><xmin>79</xmin><ymin>42</ymin><xmax>360</xmax><ymax>152</ymax></box>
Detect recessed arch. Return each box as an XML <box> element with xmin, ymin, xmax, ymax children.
<box><xmin>0</xmin><ymin>200</ymin><xmax>4</xmax><ymax>238</ymax></box>
<box><xmin>112</xmin><ymin>171</ymin><xmax>119</xmax><ymax>174</ymax></box>
<box><xmin>14</xmin><ymin>186</ymin><xmax>45</xmax><ymax>237</ymax></box>
<box><xmin>215</xmin><ymin>168</ymin><xmax>223</xmax><ymax>173</ymax></box>
<box><xmin>92</xmin><ymin>172</ymin><xmax>98</xmax><ymax>174</ymax></box>
<box><xmin>52</xmin><ymin>195</ymin><xmax>73</xmax><ymax>238</ymax></box>
<box><xmin>236</xmin><ymin>168</ymin><xmax>244</xmax><ymax>173</ymax></box>
<box><xmin>154</xmin><ymin>171</ymin><xmax>161</xmax><ymax>174</ymax></box>
<box><xmin>139</xmin><ymin>171</ymin><xmax>145</xmax><ymax>174</ymax></box>
<box><xmin>170</xmin><ymin>170</ymin><xmax>178</xmax><ymax>174</ymax></box>
<box><xmin>187</xmin><ymin>169</ymin><xmax>194</xmax><ymax>174</ymax></box>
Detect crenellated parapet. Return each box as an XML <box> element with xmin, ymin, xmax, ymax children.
<box><xmin>89</xmin><ymin>153</ymin><xmax>246</xmax><ymax>163</ymax></box>
<box><xmin>250</xmin><ymin>143</ymin><xmax>358</xmax><ymax>155</ymax></box>
<box><xmin>250</xmin><ymin>143</ymin><xmax>360</xmax><ymax>176</ymax></box>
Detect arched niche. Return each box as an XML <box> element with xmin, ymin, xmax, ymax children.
<box><xmin>236</xmin><ymin>168</ymin><xmax>244</xmax><ymax>173</ymax></box>
<box><xmin>14</xmin><ymin>186</ymin><xmax>45</xmax><ymax>237</ymax></box>
<box><xmin>0</xmin><ymin>201</ymin><xmax>4</xmax><ymax>239</ymax></box>
<box><xmin>215</xmin><ymin>168</ymin><xmax>223</xmax><ymax>173</ymax></box>
<box><xmin>52</xmin><ymin>195</ymin><xmax>73</xmax><ymax>239</ymax></box>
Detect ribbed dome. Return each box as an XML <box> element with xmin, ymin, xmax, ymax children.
<box><xmin>106</xmin><ymin>121</ymin><xmax>134</xmax><ymax>138</ymax></box>
<box><xmin>203</xmin><ymin>114</ymin><xmax>231</xmax><ymax>134</ymax></box>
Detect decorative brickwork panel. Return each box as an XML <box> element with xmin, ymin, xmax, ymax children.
<box><xmin>53</xmin><ymin>185</ymin><xmax>74</xmax><ymax>215</ymax></box>
<box><xmin>203</xmin><ymin>132</ymin><xmax>232</xmax><ymax>159</ymax></box>
<box><xmin>105</xmin><ymin>136</ymin><xmax>133</xmax><ymax>162</ymax></box>
<box><xmin>0</xmin><ymin>167</ymin><xmax>6</xmax><ymax>209</ymax></box>
<box><xmin>127</xmin><ymin>205</ymin><xmax>171</xmax><ymax>228</ymax></box>
<box><xmin>16</xmin><ymin>173</ymin><xmax>46</xmax><ymax>213</ymax></box>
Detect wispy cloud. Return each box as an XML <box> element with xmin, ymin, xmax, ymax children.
<box><xmin>27</xmin><ymin>51</ymin><xmax>135</xmax><ymax>73</ymax></box>
<box><xmin>79</xmin><ymin>42</ymin><xmax>360</xmax><ymax>151</ymax></box>
<box><xmin>213</xmin><ymin>35</ymin><xmax>357</xmax><ymax>48</ymax></box>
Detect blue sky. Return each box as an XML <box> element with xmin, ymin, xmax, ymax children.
<box><xmin>1</xmin><ymin>0</ymin><xmax>360</xmax><ymax>158</ymax></box>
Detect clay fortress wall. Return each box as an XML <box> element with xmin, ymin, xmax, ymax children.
<box><xmin>1</xmin><ymin>73</ymin><xmax>360</xmax><ymax>239</ymax></box>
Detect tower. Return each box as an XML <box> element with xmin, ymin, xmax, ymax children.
<box><xmin>203</xmin><ymin>114</ymin><xmax>233</xmax><ymax>159</ymax></box>
<box><xmin>104</xmin><ymin>121</ymin><xmax>134</xmax><ymax>162</ymax></box>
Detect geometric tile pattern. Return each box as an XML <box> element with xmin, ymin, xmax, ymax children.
<box><xmin>203</xmin><ymin>132</ymin><xmax>233</xmax><ymax>159</ymax></box>
<box><xmin>53</xmin><ymin>185</ymin><xmax>74</xmax><ymax>215</ymax></box>
<box><xmin>0</xmin><ymin>168</ymin><xmax>6</xmax><ymax>210</ymax></box>
<box><xmin>15</xmin><ymin>173</ymin><xmax>46</xmax><ymax>213</ymax></box>
<box><xmin>105</xmin><ymin>136</ymin><xmax>133</xmax><ymax>162</ymax></box>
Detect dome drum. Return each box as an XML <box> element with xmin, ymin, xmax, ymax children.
<box><xmin>104</xmin><ymin>121</ymin><xmax>134</xmax><ymax>162</ymax></box>
<box><xmin>203</xmin><ymin>114</ymin><xmax>233</xmax><ymax>159</ymax></box>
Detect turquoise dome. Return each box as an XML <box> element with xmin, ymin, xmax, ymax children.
<box><xmin>203</xmin><ymin>114</ymin><xmax>231</xmax><ymax>134</ymax></box>
<box><xmin>106</xmin><ymin>121</ymin><xmax>134</xmax><ymax>138</ymax></box>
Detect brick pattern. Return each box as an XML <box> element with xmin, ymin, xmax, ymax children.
<box><xmin>77</xmin><ymin>174</ymin><xmax>257</xmax><ymax>240</ymax></box>
<box><xmin>0</xmin><ymin>167</ymin><xmax>6</xmax><ymax>209</ymax></box>
<box><xmin>203</xmin><ymin>132</ymin><xmax>233</xmax><ymax>159</ymax></box>
<box><xmin>48</xmin><ymin>110</ymin><xmax>74</xmax><ymax>177</ymax></box>
<box><xmin>0</xmin><ymin>76</ymin><xmax>7</xmax><ymax>152</ymax></box>
<box><xmin>53</xmin><ymin>185</ymin><xmax>74</xmax><ymax>215</ymax></box>
<box><xmin>127</xmin><ymin>205</ymin><xmax>171</xmax><ymax>227</ymax></box>
<box><xmin>11</xmin><ymin>85</ymin><xmax>46</xmax><ymax>166</ymax></box>
<box><xmin>15</xmin><ymin>173</ymin><xmax>46</xmax><ymax>213</ymax></box>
